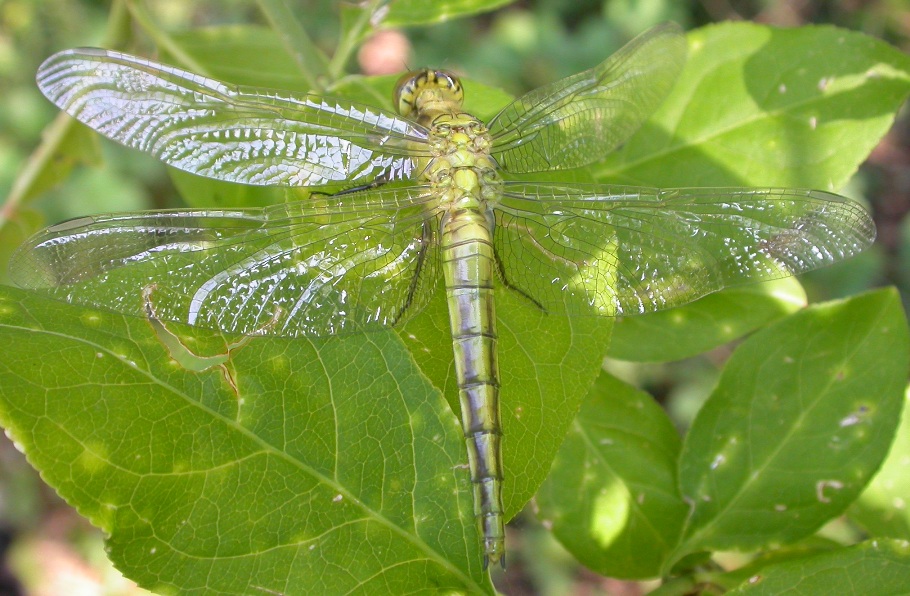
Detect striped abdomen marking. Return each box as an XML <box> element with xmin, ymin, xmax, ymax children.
<box><xmin>440</xmin><ymin>207</ymin><xmax>504</xmax><ymax>568</ymax></box>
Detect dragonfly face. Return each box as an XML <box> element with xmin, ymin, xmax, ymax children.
<box><xmin>11</xmin><ymin>22</ymin><xmax>876</xmax><ymax>571</ymax></box>
<box><xmin>394</xmin><ymin>68</ymin><xmax>464</xmax><ymax>121</ymax></box>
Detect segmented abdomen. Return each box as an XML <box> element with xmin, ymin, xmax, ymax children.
<box><xmin>440</xmin><ymin>208</ymin><xmax>505</xmax><ymax>568</ymax></box>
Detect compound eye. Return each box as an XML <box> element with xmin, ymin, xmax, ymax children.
<box><xmin>394</xmin><ymin>70</ymin><xmax>424</xmax><ymax>117</ymax></box>
<box><xmin>432</xmin><ymin>70</ymin><xmax>463</xmax><ymax>105</ymax></box>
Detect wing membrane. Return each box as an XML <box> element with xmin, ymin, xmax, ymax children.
<box><xmin>488</xmin><ymin>23</ymin><xmax>686</xmax><ymax>173</ymax></box>
<box><xmin>10</xmin><ymin>187</ymin><xmax>441</xmax><ymax>337</ymax></box>
<box><xmin>494</xmin><ymin>184</ymin><xmax>875</xmax><ymax>316</ymax></box>
<box><xmin>37</xmin><ymin>49</ymin><xmax>431</xmax><ymax>187</ymax></box>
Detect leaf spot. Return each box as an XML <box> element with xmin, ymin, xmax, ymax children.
<box><xmin>816</xmin><ymin>479</ymin><xmax>844</xmax><ymax>503</ymax></box>
<box><xmin>839</xmin><ymin>406</ymin><xmax>869</xmax><ymax>427</ymax></box>
<box><xmin>80</xmin><ymin>313</ymin><xmax>102</xmax><ymax>327</ymax></box>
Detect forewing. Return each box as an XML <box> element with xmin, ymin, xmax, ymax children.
<box><xmin>488</xmin><ymin>23</ymin><xmax>686</xmax><ymax>173</ymax></box>
<box><xmin>10</xmin><ymin>187</ymin><xmax>441</xmax><ymax>337</ymax></box>
<box><xmin>494</xmin><ymin>184</ymin><xmax>875</xmax><ymax>316</ymax></box>
<box><xmin>37</xmin><ymin>49</ymin><xmax>431</xmax><ymax>186</ymax></box>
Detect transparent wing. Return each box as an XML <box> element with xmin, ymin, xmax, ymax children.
<box><xmin>37</xmin><ymin>49</ymin><xmax>432</xmax><ymax>187</ymax></box>
<box><xmin>10</xmin><ymin>187</ymin><xmax>441</xmax><ymax>337</ymax></box>
<box><xmin>494</xmin><ymin>184</ymin><xmax>875</xmax><ymax>316</ymax></box>
<box><xmin>488</xmin><ymin>23</ymin><xmax>686</xmax><ymax>174</ymax></box>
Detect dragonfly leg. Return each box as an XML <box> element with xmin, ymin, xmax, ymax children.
<box><xmin>328</xmin><ymin>174</ymin><xmax>392</xmax><ymax>196</ymax></box>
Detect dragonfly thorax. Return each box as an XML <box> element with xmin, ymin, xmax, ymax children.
<box><xmin>424</xmin><ymin>115</ymin><xmax>500</xmax><ymax>211</ymax></box>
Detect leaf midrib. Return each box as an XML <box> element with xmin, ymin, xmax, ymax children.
<box><xmin>3</xmin><ymin>320</ymin><xmax>484</xmax><ymax>591</ymax></box>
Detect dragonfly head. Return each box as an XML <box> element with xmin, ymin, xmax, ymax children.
<box><xmin>394</xmin><ymin>68</ymin><xmax>464</xmax><ymax>119</ymax></box>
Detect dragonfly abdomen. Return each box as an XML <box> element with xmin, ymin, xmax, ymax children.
<box><xmin>440</xmin><ymin>208</ymin><xmax>505</xmax><ymax>568</ymax></box>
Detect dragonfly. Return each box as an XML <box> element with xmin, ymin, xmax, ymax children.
<box><xmin>11</xmin><ymin>23</ymin><xmax>876</xmax><ymax>569</ymax></box>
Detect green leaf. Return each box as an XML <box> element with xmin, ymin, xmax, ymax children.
<box><xmin>169</xmin><ymin>169</ymin><xmax>290</xmax><ymax>210</ymax></box>
<box><xmin>709</xmin><ymin>536</ymin><xmax>848</xmax><ymax>592</ymax></box>
<box><xmin>537</xmin><ymin>372</ymin><xmax>687</xmax><ymax>579</ymax></box>
<box><xmin>383</xmin><ymin>0</ymin><xmax>516</xmax><ymax>26</ymax></box>
<box><xmin>0</xmin><ymin>286</ymin><xmax>492</xmax><ymax>594</ymax></box>
<box><xmin>169</xmin><ymin>25</ymin><xmax>315</xmax><ymax>91</ymax></box>
<box><xmin>849</xmin><ymin>384</ymin><xmax>910</xmax><ymax>539</ymax></box>
<box><xmin>728</xmin><ymin>539</ymin><xmax>910</xmax><ymax>595</ymax></box>
<box><xmin>598</xmin><ymin>22</ymin><xmax>910</xmax><ymax>189</ymax></box>
<box><xmin>255</xmin><ymin>0</ymin><xmax>329</xmax><ymax>87</ymax></box>
<box><xmin>495</xmin><ymin>292</ymin><xmax>614</xmax><ymax>516</ymax></box>
<box><xmin>609</xmin><ymin>278</ymin><xmax>806</xmax><ymax>362</ymax></box>
<box><xmin>676</xmin><ymin>288</ymin><xmax>909</xmax><ymax>559</ymax></box>
<box><xmin>401</xmin><ymin>287</ymin><xmax>614</xmax><ymax>519</ymax></box>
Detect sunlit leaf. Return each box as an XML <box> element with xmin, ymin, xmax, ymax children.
<box><xmin>677</xmin><ymin>289</ymin><xmax>909</xmax><ymax>556</ymax></box>
<box><xmin>0</xmin><ymin>286</ymin><xmax>493</xmax><ymax>594</ymax></box>
<box><xmin>537</xmin><ymin>372</ymin><xmax>687</xmax><ymax>579</ymax></box>
<box><xmin>599</xmin><ymin>23</ymin><xmax>910</xmax><ymax>189</ymax></box>
<box><xmin>849</xmin><ymin>385</ymin><xmax>910</xmax><ymax>539</ymax></box>
<box><xmin>402</xmin><ymin>287</ymin><xmax>614</xmax><ymax>519</ymax></box>
<box><xmin>728</xmin><ymin>539</ymin><xmax>910</xmax><ymax>595</ymax></box>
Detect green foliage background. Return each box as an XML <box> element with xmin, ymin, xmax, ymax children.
<box><xmin>0</xmin><ymin>1</ymin><xmax>909</xmax><ymax>595</ymax></box>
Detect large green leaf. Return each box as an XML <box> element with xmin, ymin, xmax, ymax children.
<box><xmin>0</xmin><ymin>286</ymin><xmax>492</xmax><ymax>594</ymax></box>
<box><xmin>676</xmin><ymin>288</ymin><xmax>909</xmax><ymax>559</ymax></box>
<box><xmin>598</xmin><ymin>22</ymin><xmax>910</xmax><ymax>189</ymax></box>
<box><xmin>537</xmin><ymin>372</ymin><xmax>687</xmax><ymax>579</ymax></box>
<box><xmin>401</xmin><ymin>287</ymin><xmax>613</xmax><ymax>519</ymax></box>
<box><xmin>728</xmin><ymin>539</ymin><xmax>910</xmax><ymax>595</ymax></box>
